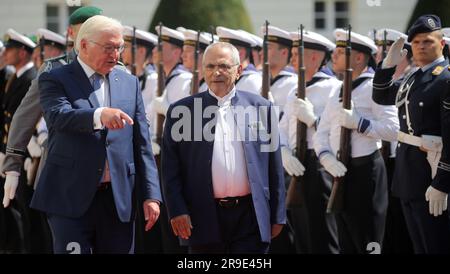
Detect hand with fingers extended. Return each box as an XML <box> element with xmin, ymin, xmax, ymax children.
<box><xmin>100</xmin><ymin>107</ymin><xmax>134</xmax><ymax>130</ymax></box>
<box><xmin>170</xmin><ymin>214</ymin><xmax>193</xmax><ymax>240</ymax></box>
<box><xmin>425</xmin><ymin>186</ymin><xmax>448</xmax><ymax>217</ymax></box>
<box><xmin>143</xmin><ymin>199</ymin><xmax>160</xmax><ymax>231</ymax></box>
<box><xmin>382</xmin><ymin>37</ymin><xmax>408</xmax><ymax>69</ymax></box>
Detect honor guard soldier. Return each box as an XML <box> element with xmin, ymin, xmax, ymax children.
<box><xmin>246</xmin><ymin>31</ymin><xmax>263</xmax><ymax>71</ymax></box>
<box><xmin>373</xmin><ymin>28</ymin><xmax>414</xmax><ymax>253</ymax></box>
<box><xmin>261</xmin><ymin>25</ymin><xmax>296</xmax><ymax>116</ymax></box>
<box><xmin>181</xmin><ymin>29</ymin><xmax>216</xmax><ymax>93</ymax></box>
<box><xmin>313</xmin><ymin>29</ymin><xmax>399</xmax><ymax>253</ymax></box>
<box><xmin>150</xmin><ymin>26</ymin><xmax>192</xmax><ymax>119</ymax></box>
<box><xmin>0</xmin><ymin>28</ymin><xmax>37</xmax><ymax>253</ymax></box>
<box><xmin>279</xmin><ymin>30</ymin><xmax>340</xmax><ymax>254</ymax></box>
<box><xmin>372</xmin><ymin>14</ymin><xmax>450</xmax><ymax>254</ymax></box>
<box><xmin>216</xmin><ymin>26</ymin><xmax>262</xmax><ymax>95</ymax></box>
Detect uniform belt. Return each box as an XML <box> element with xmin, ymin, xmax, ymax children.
<box><xmin>397</xmin><ymin>131</ymin><xmax>421</xmax><ymax>147</ymax></box>
<box><xmin>215</xmin><ymin>194</ymin><xmax>252</xmax><ymax>208</ymax></box>
<box><xmin>98</xmin><ymin>181</ymin><xmax>111</xmax><ymax>191</ymax></box>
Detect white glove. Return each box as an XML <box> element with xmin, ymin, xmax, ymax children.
<box><xmin>3</xmin><ymin>172</ymin><xmax>19</xmax><ymax>208</ymax></box>
<box><xmin>0</xmin><ymin>152</ymin><xmax>5</xmax><ymax>178</ymax></box>
<box><xmin>24</xmin><ymin>157</ymin><xmax>34</xmax><ymax>183</ymax></box>
<box><xmin>281</xmin><ymin>146</ymin><xmax>305</xmax><ymax>176</ymax></box>
<box><xmin>292</xmin><ymin>98</ymin><xmax>317</xmax><ymax>127</ymax></box>
<box><xmin>425</xmin><ymin>185</ymin><xmax>448</xmax><ymax>217</ymax></box>
<box><xmin>319</xmin><ymin>153</ymin><xmax>347</xmax><ymax>177</ymax></box>
<box><xmin>151</xmin><ymin>141</ymin><xmax>161</xmax><ymax>156</ymax></box>
<box><xmin>151</xmin><ymin>96</ymin><xmax>169</xmax><ymax>116</ymax></box>
<box><xmin>37</xmin><ymin>132</ymin><xmax>48</xmax><ymax>146</ymax></box>
<box><xmin>27</xmin><ymin>136</ymin><xmax>42</xmax><ymax>158</ymax></box>
<box><xmin>338</xmin><ymin>107</ymin><xmax>360</xmax><ymax>130</ymax></box>
<box><xmin>382</xmin><ymin>37</ymin><xmax>408</xmax><ymax>69</ymax></box>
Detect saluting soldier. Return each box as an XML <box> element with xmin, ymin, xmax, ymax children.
<box><xmin>372</xmin><ymin>14</ymin><xmax>450</xmax><ymax>253</ymax></box>
<box><xmin>313</xmin><ymin>29</ymin><xmax>399</xmax><ymax>253</ymax></box>
<box><xmin>279</xmin><ymin>30</ymin><xmax>340</xmax><ymax>254</ymax></box>
<box><xmin>216</xmin><ymin>27</ymin><xmax>262</xmax><ymax>95</ymax></box>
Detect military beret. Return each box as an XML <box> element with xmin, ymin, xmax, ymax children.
<box><xmin>69</xmin><ymin>6</ymin><xmax>103</xmax><ymax>25</ymax></box>
<box><xmin>407</xmin><ymin>14</ymin><xmax>441</xmax><ymax>42</ymax></box>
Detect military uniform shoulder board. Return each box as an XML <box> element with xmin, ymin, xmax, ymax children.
<box><xmin>432</xmin><ymin>66</ymin><xmax>444</xmax><ymax>75</ymax></box>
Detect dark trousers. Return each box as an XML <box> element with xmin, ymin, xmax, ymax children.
<box><xmin>336</xmin><ymin>150</ymin><xmax>387</xmax><ymax>254</ymax></box>
<box><xmin>189</xmin><ymin>195</ymin><xmax>269</xmax><ymax>254</ymax></box>
<box><xmin>401</xmin><ymin>199</ymin><xmax>450</xmax><ymax>254</ymax></box>
<box><xmin>47</xmin><ymin>186</ymin><xmax>134</xmax><ymax>254</ymax></box>
<box><xmin>300</xmin><ymin>150</ymin><xmax>339</xmax><ymax>254</ymax></box>
<box><xmin>382</xmin><ymin>157</ymin><xmax>413</xmax><ymax>253</ymax></box>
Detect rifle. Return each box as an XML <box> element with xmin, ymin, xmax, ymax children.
<box><xmin>155</xmin><ymin>22</ymin><xmax>166</xmax><ymax>150</ymax></box>
<box><xmin>326</xmin><ymin>25</ymin><xmax>353</xmax><ymax>213</ymax></box>
<box><xmin>190</xmin><ymin>31</ymin><xmax>200</xmax><ymax>95</ymax></box>
<box><xmin>131</xmin><ymin>26</ymin><xmax>137</xmax><ymax>76</ymax></box>
<box><xmin>261</xmin><ymin>20</ymin><xmax>270</xmax><ymax>99</ymax></box>
<box><xmin>209</xmin><ymin>25</ymin><xmax>215</xmax><ymax>44</ymax></box>
<box><xmin>39</xmin><ymin>35</ymin><xmax>45</xmax><ymax>67</ymax></box>
<box><xmin>286</xmin><ymin>25</ymin><xmax>307</xmax><ymax>208</ymax></box>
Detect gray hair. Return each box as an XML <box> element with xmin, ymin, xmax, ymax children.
<box><xmin>202</xmin><ymin>42</ymin><xmax>240</xmax><ymax>65</ymax></box>
<box><xmin>75</xmin><ymin>15</ymin><xmax>123</xmax><ymax>51</ymax></box>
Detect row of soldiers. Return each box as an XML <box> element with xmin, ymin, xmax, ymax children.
<box><xmin>0</xmin><ymin>5</ymin><xmax>450</xmax><ymax>253</ymax></box>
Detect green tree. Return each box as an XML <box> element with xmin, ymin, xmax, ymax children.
<box><xmin>406</xmin><ymin>0</ymin><xmax>450</xmax><ymax>32</ymax></box>
<box><xmin>149</xmin><ymin>0</ymin><xmax>253</xmax><ymax>33</ymax></box>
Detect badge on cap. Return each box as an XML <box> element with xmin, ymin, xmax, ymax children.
<box><xmin>432</xmin><ymin>66</ymin><xmax>443</xmax><ymax>75</ymax></box>
<box><xmin>428</xmin><ymin>18</ymin><xmax>436</xmax><ymax>28</ymax></box>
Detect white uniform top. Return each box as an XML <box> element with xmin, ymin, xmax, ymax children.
<box><xmin>199</xmin><ymin>79</ymin><xmax>209</xmax><ymax>93</ymax></box>
<box><xmin>163</xmin><ymin>64</ymin><xmax>193</xmax><ymax>104</ymax></box>
<box><xmin>270</xmin><ymin>68</ymin><xmax>297</xmax><ymax>112</ymax></box>
<box><xmin>280</xmin><ymin>70</ymin><xmax>342</xmax><ymax>150</ymax></box>
<box><xmin>236</xmin><ymin>64</ymin><xmax>262</xmax><ymax>95</ymax></box>
<box><xmin>313</xmin><ymin>70</ymin><xmax>399</xmax><ymax>158</ymax></box>
<box><xmin>142</xmin><ymin>70</ymin><xmax>158</xmax><ymax>116</ymax></box>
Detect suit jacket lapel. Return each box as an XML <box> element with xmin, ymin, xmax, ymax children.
<box><xmin>71</xmin><ymin>59</ymin><xmax>100</xmax><ymax>108</ymax></box>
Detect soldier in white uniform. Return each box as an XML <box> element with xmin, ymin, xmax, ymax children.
<box><xmin>181</xmin><ymin>29</ymin><xmax>216</xmax><ymax>93</ymax></box>
<box><xmin>246</xmin><ymin>31</ymin><xmax>263</xmax><ymax>71</ymax></box>
<box><xmin>216</xmin><ymin>26</ymin><xmax>262</xmax><ymax>95</ymax></box>
<box><xmin>150</xmin><ymin>26</ymin><xmax>192</xmax><ymax>119</ymax></box>
<box><xmin>313</xmin><ymin>29</ymin><xmax>399</xmax><ymax>253</ymax></box>
<box><xmin>279</xmin><ymin>30</ymin><xmax>340</xmax><ymax>254</ymax></box>
<box><xmin>261</xmin><ymin>25</ymin><xmax>297</xmax><ymax>116</ymax></box>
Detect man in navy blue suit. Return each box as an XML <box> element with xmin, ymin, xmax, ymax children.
<box><xmin>162</xmin><ymin>42</ymin><xmax>286</xmax><ymax>253</ymax></box>
<box><xmin>31</xmin><ymin>15</ymin><xmax>162</xmax><ymax>254</ymax></box>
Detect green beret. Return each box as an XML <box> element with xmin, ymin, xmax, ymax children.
<box><xmin>69</xmin><ymin>6</ymin><xmax>103</xmax><ymax>25</ymax></box>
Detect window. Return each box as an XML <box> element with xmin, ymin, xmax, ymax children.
<box><xmin>46</xmin><ymin>5</ymin><xmax>59</xmax><ymax>32</ymax></box>
<box><xmin>335</xmin><ymin>1</ymin><xmax>349</xmax><ymax>28</ymax></box>
<box><xmin>314</xmin><ymin>1</ymin><xmax>326</xmax><ymax>29</ymax></box>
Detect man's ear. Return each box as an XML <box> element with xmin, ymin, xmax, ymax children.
<box><xmin>236</xmin><ymin>64</ymin><xmax>243</xmax><ymax>78</ymax></box>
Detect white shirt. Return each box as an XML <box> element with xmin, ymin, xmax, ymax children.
<box><xmin>236</xmin><ymin>67</ymin><xmax>262</xmax><ymax>95</ymax></box>
<box><xmin>16</xmin><ymin>62</ymin><xmax>34</xmax><ymax>78</ymax></box>
<box><xmin>270</xmin><ymin>69</ymin><xmax>297</xmax><ymax>112</ymax></box>
<box><xmin>77</xmin><ymin>56</ymin><xmax>110</xmax><ymax>130</ymax></box>
<box><xmin>280</xmin><ymin>71</ymin><xmax>342</xmax><ymax>150</ymax></box>
<box><xmin>210</xmin><ymin>88</ymin><xmax>251</xmax><ymax>198</ymax></box>
<box><xmin>313</xmin><ymin>71</ymin><xmax>399</xmax><ymax>158</ymax></box>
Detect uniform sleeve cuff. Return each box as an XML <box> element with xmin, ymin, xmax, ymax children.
<box><xmin>93</xmin><ymin>107</ymin><xmax>106</xmax><ymax>130</ymax></box>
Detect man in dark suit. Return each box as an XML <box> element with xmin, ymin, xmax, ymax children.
<box><xmin>31</xmin><ymin>15</ymin><xmax>162</xmax><ymax>254</ymax></box>
<box><xmin>162</xmin><ymin>42</ymin><xmax>286</xmax><ymax>254</ymax></box>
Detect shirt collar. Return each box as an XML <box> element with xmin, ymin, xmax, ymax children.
<box><xmin>77</xmin><ymin>56</ymin><xmax>98</xmax><ymax>79</ymax></box>
<box><xmin>16</xmin><ymin>62</ymin><xmax>34</xmax><ymax>78</ymax></box>
<box><xmin>208</xmin><ymin>86</ymin><xmax>236</xmax><ymax>107</ymax></box>
<box><xmin>421</xmin><ymin>56</ymin><xmax>445</xmax><ymax>72</ymax></box>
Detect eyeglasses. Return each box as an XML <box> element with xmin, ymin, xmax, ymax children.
<box><xmin>89</xmin><ymin>40</ymin><xmax>125</xmax><ymax>54</ymax></box>
<box><xmin>204</xmin><ymin>63</ymin><xmax>239</xmax><ymax>72</ymax></box>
